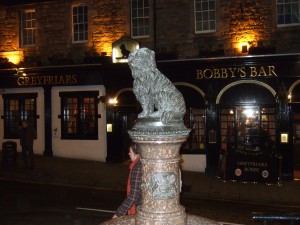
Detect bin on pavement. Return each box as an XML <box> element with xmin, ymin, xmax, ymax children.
<box><xmin>1</xmin><ymin>141</ymin><xmax>17</xmax><ymax>170</ymax></box>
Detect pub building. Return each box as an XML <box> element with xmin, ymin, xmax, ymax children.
<box><xmin>104</xmin><ymin>53</ymin><xmax>300</xmax><ymax>182</ymax></box>
<box><xmin>0</xmin><ymin>0</ymin><xmax>300</xmax><ymax>182</ymax></box>
<box><xmin>1</xmin><ymin>53</ymin><xmax>300</xmax><ymax>183</ymax></box>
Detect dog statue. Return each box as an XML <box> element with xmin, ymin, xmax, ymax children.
<box><xmin>128</xmin><ymin>48</ymin><xmax>186</xmax><ymax>124</ymax></box>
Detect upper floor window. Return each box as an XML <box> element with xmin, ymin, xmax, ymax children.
<box><xmin>72</xmin><ymin>4</ymin><xmax>88</xmax><ymax>42</ymax></box>
<box><xmin>2</xmin><ymin>93</ymin><xmax>37</xmax><ymax>139</ymax></box>
<box><xmin>60</xmin><ymin>91</ymin><xmax>98</xmax><ymax>140</ymax></box>
<box><xmin>131</xmin><ymin>0</ymin><xmax>150</xmax><ymax>38</ymax></box>
<box><xmin>277</xmin><ymin>0</ymin><xmax>300</xmax><ymax>26</ymax></box>
<box><xmin>20</xmin><ymin>10</ymin><xmax>35</xmax><ymax>46</ymax></box>
<box><xmin>194</xmin><ymin>0</ymin><xmax>216</xmax><ymax>33</ymax></box>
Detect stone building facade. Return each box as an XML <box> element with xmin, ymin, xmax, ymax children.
<box><xmin>0</xmin><ymin>0</ymin><xmax>299</xmax><ymax>66</ymax></box>
<box><xmin>0</xmin><ymin>0</ymin><xmax>300</xmax><ymax>179</ymax></box>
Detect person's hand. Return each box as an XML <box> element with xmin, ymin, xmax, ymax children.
<box><xmin>112</xmin><ymin>214</ymin><xmax>118</xmax><ymax>219</ymax></box>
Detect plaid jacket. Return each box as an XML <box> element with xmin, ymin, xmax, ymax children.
<box><xmin>116</xmin><ymin>160</ymin><xmax>142</xmax><ymax>216</ymax></box>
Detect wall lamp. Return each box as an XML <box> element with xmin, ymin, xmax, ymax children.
<box><xmin>241</xmin><ymin>45</ymin><xmax>248</xmax><ymax>53</ymax></box>
<box><xmin>97</xmin><ymin>96</ymin><xmax>118</xmax><ymax>106</ymax></box>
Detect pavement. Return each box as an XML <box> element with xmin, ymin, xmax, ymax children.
<box><xmin>1</xmin><ymin>153</ymin><xmax>300</xmax><ymax>208</ymax></box>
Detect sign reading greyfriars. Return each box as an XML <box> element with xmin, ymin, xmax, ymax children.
<box><xmin>150</xmin><ymin>172</ymin><xmax>177</xmax><ymax>200</ymax></box>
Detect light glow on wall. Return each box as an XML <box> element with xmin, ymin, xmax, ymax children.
<box><xmin>0</xmin><ymin>51</ymin><xmax>23</xmax><ymax>65</ymax></box>
<box><xmin>108</xmin><ymin>98</ymin><xmax>118</xmax><ymax>105</ymax></box>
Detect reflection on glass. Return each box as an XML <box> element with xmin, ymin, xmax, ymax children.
<box><xmin>221</xmin><ymin>106</ymin><xmax>276</xmax><ymax>155</ymax></box>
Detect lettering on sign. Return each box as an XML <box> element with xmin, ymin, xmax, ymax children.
<box><xmin>196</xmin><ymin>65</ymin><xmax>277</xmax><ymax>80</ymax></box>
<box><xmin>17</xmin><ymin>74</ymin><xmax>77</xmax><ymax>86</ymax></box>
<box><xmin>237</xmin><ymin>161</ymin><xmax>268</xmax><ymax>167</ymax></box>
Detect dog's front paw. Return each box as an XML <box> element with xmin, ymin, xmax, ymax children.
<box><xmin>138</xmin><ymin>111</ymin><xmax>149</xmax><ymax>118</ymax></box>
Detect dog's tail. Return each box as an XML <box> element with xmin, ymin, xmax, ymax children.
<box><xmin>161</xmin><ymin>111</ymin><xmax>174</xmax><ymax>124</ymax></box>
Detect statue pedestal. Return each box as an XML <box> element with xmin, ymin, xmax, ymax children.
<box><xmin>130</xmin><ymin>118</ymin><xmax>189</xmax><ymax>225</ymax></box>
<box><xmin>101</xmin><ymin>118</ymin><xmax>219</xmax><ymax>225</ymax></box>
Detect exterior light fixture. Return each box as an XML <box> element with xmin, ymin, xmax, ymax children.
<box><xmin>288</xmin><ymin>93</ymin><xmax>292</xmax><ymax>101</ymax></box>
<box><xmin>0</xmin><ymin>50</ymin><xmax>23</xmax><ymax>65</ymax></box>
<box><xmin>241</xmin><ymin>45</ymin><xmax>248</xmax><ymax>53</ymax></box>
<box><xmin>108</xmin><ymin>98</ymin><xmax>118</xmax><ymax>105</ymax></box>
<box><xmin>112</xmin><ymin>37</ymin><xmax>139</xmax><ymax>63</ymax></box>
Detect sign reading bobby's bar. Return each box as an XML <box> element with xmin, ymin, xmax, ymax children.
<box><xmin>196</xmin><ymin>65</ymin><xmax>277</xmax><ymax>80</ymax></box>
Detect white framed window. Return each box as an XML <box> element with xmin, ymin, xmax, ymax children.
<box><xmin>131</xmin><ymin>0</ymin><xmax>150</xmax><ymax>38</ymax></box>
<box><xmin>194</xmin><ymin>0</ymin><xmax>216</xmax><ymax>33</ymax></box>
<box><xmin>20</xmin><ymin>10</ymin><xmax>35</xmax><ymax>46</ymax></box>
<box><xmin>277</xmin><ymin>0</ymin><xmax>300</xmax><ymax>27</ymax></box>
<box><xmin>72</xmin><ymin>4</ymin><xmax>88</xmax><ymax>42</ymax></box>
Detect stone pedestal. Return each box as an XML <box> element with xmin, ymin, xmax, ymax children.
<box><xmin>130</xmin><ymin>118</ymin><xmax>189</xmax><ymax>225</ymax></box>
<box><xmin>101</xmin><ymin>118</ymin><xmax>219</xmax><ymax>225</ymax></box>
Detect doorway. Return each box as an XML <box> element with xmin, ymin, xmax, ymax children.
<box><xmin>293</xmin><ymin>121</ymin><xmax>300</xmax><ymax>180</ymax></box>
<box><xmin>106</xmin><ymin>106</ymin><xmax>138</xmax><ymax>163</ymax></box>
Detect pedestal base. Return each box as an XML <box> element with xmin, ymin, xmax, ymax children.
<box><xmin>100</xmin><ymin>214</ymin><xmax>219</xmax><ymax>225</ymax></box>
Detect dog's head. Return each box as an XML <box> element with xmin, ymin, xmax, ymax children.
<box><xmin>128</xmin><ymin>48</ymin><xmax>157</xmax><ymax>76</ymax></box>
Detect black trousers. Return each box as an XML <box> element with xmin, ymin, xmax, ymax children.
<box><xmin>22</xmin><ymin>145</ymin><xmax>34</xmax><ymax>169</ymax></box>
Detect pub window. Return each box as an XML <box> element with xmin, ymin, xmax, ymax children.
<box><xmin>2</xmin><ymin>93</ymin><xmax>37</xmax><ymax>139</ymax></box>
<box><xmin>194</xmin><ymin>0</ymin><xmax>216</xmax><ymax>33</ymax></box>
<box><xmin>277</xmin><ymin>0</ymin><xmax>300</xmax><ymax>26</ymax></box>
<box><xmin>20</xmin><ymin>10</ymin><xmax>36</xmax><ymax>46</ymax></box>
<box><xmin>221</xmin><ymin>106</ymin><xmax>276</xmax><ymax>155</ymax></box>
<box><xmin>131</xmin><ymin>0</ymin><xmax>150</xmax><ymax>38</ymax></box>
<box><xmin>181</xmin><ymin>108</ymin><xmax>205</xmax><ymax>154</ymax></box>
<box><xmin>60</xmin><ymin>91</ymin><xmax>98</xmax><ymax>140</ymax></box>
<box><xmin>72</xmin><ymin>4</ymin><xmax>88</xmax><ymax>42</ymax></box>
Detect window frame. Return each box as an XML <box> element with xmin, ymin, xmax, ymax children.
<box><xmin>181</xmin><ymin>108</ymin><xmax>206</xmax><ymax>154</ymax></box>
<box><xmin>2</xmin><ymin>93</ymin><xmax>37</xmax><ymax>139</ymax></box>
<box><xmin>59</xmin><ymin>91</ymin><xmax>99</xmax><ymax>140</ymax></box>
<box><xmin>276</xmin><ymin>0</ymin><xmax>300</xmax><ymax>27</ymax></box>
<box><xmin>20</xmin><ymin>9</ymin><xmax>36</xmax><ymax>47</ymax></box>
<box><xmin>131</xmin><ymin>0</ymin><xmax>150</xmax><ymax>38</ymax></box>
<box><xmin>220</xmin><ymin>106</ymin><xmax>276</xmax><ymax>155</ymax></box>
<box><xmin>72</xmin><ymin>4</ymin><xmax>89</xmax><ymax>43</ymax></box>
<box><xmin>194</xmin><ymin>0</ymin><xmax>216</xmax><ymax>34</ymax></box>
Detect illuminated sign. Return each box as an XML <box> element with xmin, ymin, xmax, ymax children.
<box><xmin>17</xmin><ymin>74</ymin><xmax>77</xmax><ymax>86</ymax></box>
<box><xmin>196</xmin><ymin>65</ymin><xmax>277</xmax><ymax>80</ymax></box>
<box><xmin>112</xmin><ymin>37</ymin><xmax>139</xmax><ymax>63</ymax></box>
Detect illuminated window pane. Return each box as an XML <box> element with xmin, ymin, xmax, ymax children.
<box><xmin>221</xmin><ymin>106</ymin><xmax>276</xmax><ymax>154</ymax></box>
<box><xmin>60</xmin><ymin>92</ymin><xmax>98</xmax><ymax>140</ymax></box>
<box><xmin>3</xmin><ymin>94</ymin><xmax>37</xmax><ymax>139</ymax></box>
<box><xmin>181</xmin><ymin>108</ymin><xmax>206</xmax><ymax>154</ymax></box>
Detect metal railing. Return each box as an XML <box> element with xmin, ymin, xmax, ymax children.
<box><xmin>252</xmin><ymin>212</ymin><xmax>300</xmax><ymax>225</ymax></box>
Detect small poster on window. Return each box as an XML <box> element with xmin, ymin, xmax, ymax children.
<box><xmin>280</xmin><ymin>133</ymin><xmax>288</xmax><ymax>143</ymax></box>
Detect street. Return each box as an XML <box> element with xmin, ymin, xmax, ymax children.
<box><xmin>0</xmin><ymin>179</ymin><xmax>299</xmax><ymax>225</ymax></box>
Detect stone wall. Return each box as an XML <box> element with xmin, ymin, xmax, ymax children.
<box><xmin>0</xmin><ymin>0</ymin><xmax>299</xmax><ymax>65</ymax></box>
<box><xmin>0</xmin><ymin>7</ymin><xmax>18</xmax><ymax>52</ymax></box>
<box><xmin>218</xmin><ymin>0</ymin><xmax>274</xmax><ymax>56</ymax></box>
<box><xmin>0</xmin><ymin>0</ymin><xmax>130</xmax><ymax>66</ymax></box>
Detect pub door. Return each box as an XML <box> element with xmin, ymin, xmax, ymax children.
<box><xmin>220</xmin><ymin>106</ymin><xmax>280</xmax><ymax>182</ymax></box>
<box><xmin>106</xmin><ymin>107</ymin><xmax>138</xmax><ymax>163</ymax></box>
<box><xmin>293</xmin><ymin>122</ymin><xmax>300</xmax><ymax>179</ymax></box>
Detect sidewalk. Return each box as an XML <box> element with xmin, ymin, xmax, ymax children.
<box><xmin>1</xmin><ymin>154</ymin><xmax>300</xmax><ymax>207</ymax></box>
